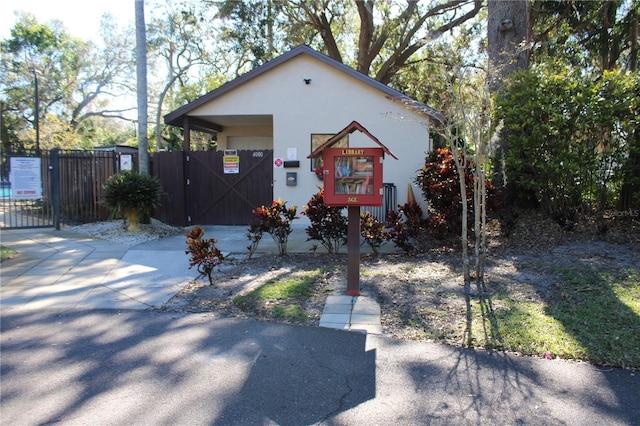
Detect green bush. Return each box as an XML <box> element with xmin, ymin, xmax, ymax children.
<box><xmin>495</xmin><ymin>67</ymin><xmax>640</xmax><ymax>220</ymax></box>
<box><xmin>103</xmin><ymin>170</ymin><xmax>163</xmax><ymax>231</ymax></box>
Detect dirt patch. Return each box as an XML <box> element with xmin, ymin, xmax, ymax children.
<box><xmin>161</xmin><ymin>214</ymin><xmax>639</xmax><ymax>349</ymax></box>
<box><xmin>162</xmin><ymin>253</ymin><xmax>349</xmax><ymax>326</ymax></box>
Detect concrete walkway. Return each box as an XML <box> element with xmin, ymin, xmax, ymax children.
<box><xmin>320</xmin><ymin>295</ymin><xmax>382</xmax><ymax>334</ymax></box>
<box><xmin>0</xmin><ymin>225</ymin><xmax>383</xmax><ymax>335</ymax></box>
<box><xmin>0</xmin><ymin>228</ymin><xmax>195</xmax><ymax>310</ymax></box>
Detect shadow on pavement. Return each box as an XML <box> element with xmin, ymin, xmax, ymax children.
<box><xmin>2</xmin><ymin>309</ymin><xmax>639</xmax><ymax>424</ymax></box>
<box><xmin>447</xmin><ymin>348</ymin><xmax>640</xmax><ymax>425</ymax></box>
<box><xmin>0</xmin><ymin>309</ymin><xmax>375</xmax><ymax>425</ymax></box>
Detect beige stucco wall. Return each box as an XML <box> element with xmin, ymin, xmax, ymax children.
<box><xmin>216</xmin><ymin>126</ymin><xmax>273</xmax><ymax>149</ymax></box>
<box><xmin>191</xmin><ymin>54</ymin><xmax>432</xmax><ymax>222</ymax></box>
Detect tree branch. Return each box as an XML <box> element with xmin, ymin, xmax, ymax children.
<box><xmin>356</xmin><ymin>0</ymin><xmax>375</xmax><ymax>73</ymax></box>
<box><xmin>301</xmin><ymin>2</ymin><xmax>342</xmax><ymax>62</ymax></box>
<box><xmin>375</xmin><ymin>1</ymin><xmax>484</xmax><ymax>84</ymax></box>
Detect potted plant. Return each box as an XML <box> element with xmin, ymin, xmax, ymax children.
<box><xmin>103</xmin><ymin>170</ymin><xmax>164</xmax><ymax>231</ymax></box>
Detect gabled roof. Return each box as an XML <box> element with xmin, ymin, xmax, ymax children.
<box><xmin>308</xmin><ymin>121</ymin><xmax>398</xmax><ymax>160</ymax></box>
<box><xmin>164</xmin><ymin>45</ymin><xmax>442</xmax><ymax>129</ymax></box>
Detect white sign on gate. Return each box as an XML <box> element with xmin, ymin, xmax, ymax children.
<box><xmin>9</xmin><ymin>157</ymin><xmax>42</xmax><ymax>200</ymax></box>
<box><xmin>223</xmin><ymin>149</ymin><xmax>239</xmax><ymax>174</ymax></box>
<box><xmin>120</xmin><ymin>154</ymin><xmax>133</xmax><ymax>171</ymax></box>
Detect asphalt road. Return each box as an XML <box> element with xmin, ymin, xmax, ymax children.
<box><xmin>1</xmin><ymin>309</ymin><xmax>638</xmax><ymax>425</ymax></box>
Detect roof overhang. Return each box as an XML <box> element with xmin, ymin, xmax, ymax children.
<box><xmin>164</xmin><ymin>45</ymin><xmax>442</xmax><ymax>132</ymax></box>
<box><xmin>182</xmin><ymin>116</ymin><xmax>222</xmax><ymax>134</ymax></box>
<box><xmin>308</xmin><ymin>121</ymin><xmax>398</xmax><ymax>160</ymax></box>
<box><xmin>166</xmin><ymin>115</ymin><xmax>272</xmax><ymax>134</ymax></box>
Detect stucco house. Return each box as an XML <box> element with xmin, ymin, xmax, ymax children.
<box><xmin>163</xmin><ymin>45</ymin><xmax>441</xmax><ymax>225</ymax></box>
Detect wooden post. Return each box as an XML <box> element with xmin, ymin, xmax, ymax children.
<box><xmin>183</xmin><ymin>117</ymin><xmax>192</xmax><ymax>226</ymax></box>
<box><xmin>347</xmin><ymin>205</ymin><xmax>360</xmax><ymax>295</ymax></box>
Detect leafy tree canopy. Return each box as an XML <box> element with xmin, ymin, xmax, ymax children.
<box><xmin>1</xmin><ymin>12</ymin><xmax>135</xmax><ymax>151</ymax></box>
<box><xmin>209</xmin><ymin>0</ymin><xmax>484</xmax><ymax>84</ymax></box>
<box><xmin>530</xmin><ymin>0</ymin><xmax>639</xmax><ymax>72</ymax></box>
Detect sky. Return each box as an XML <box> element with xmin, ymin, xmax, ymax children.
<box><xmin>0</xmin><ymin>0</ymin><xmax>136</xmax><ymax>42</ymax></box>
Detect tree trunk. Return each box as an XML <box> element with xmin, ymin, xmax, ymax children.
<box><xmin>487</xmin><ymin>0</ymin><xmax>530</xmax><ymax>91</ymax></box>
<box><xmin>488</xmin><ymin>0</ymin><xmax>529</xmax><ymax>190</ymax></box>
<box><xmin>135</xmin><ymin>0</ymin><xmax>149</xmax><ymax>174</ymax></box>
<box><xmin>630</xmin><ymin>11</ymin><xmax>638</xmax><ymax>72</ymax></box>
<box><xmin>475</xmin><ymin>137</ymin><xmax>488</xmax><ymax>293</ymax></box>
<box><xmin>155</xmin><ymin>73</ymin><xmax>180</xmax><ymax>152</ymax></box>
<box><xmin>356</xmin><ymin>0</ymin><xmax>376</xmax><ymax>74</ymax></box>
<box><xmin>450</xmin><ymin>141</ymin><xmax>472</xmax><ymax>346</ymax></box>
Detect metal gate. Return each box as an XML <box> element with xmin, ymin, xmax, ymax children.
<box><xmin>1</xmin><ymin>147</ymin><xmax>273</xmax><ymax>229</ymax></box>
<box><xmin>1</xmin><ymin>149</ymin><xmax>134</xmax><ymax>229</ymax></box>
<box><xmin>0</xmin><ymin>151</ymin><xmax>54</xmax><ymax>229</ymax></box>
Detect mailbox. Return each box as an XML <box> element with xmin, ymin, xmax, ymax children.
<box><xmin>323</xmin><ymin>147</ymin><xmax>384</xmax><ymax>206</ymax></box>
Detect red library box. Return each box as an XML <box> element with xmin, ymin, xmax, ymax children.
<box><xmin>322</xmin><ymin>147</ymin><xmax>384</xmax><ymax>206</ymax></box>
<box><xmin>308</xmin><ymin>121</ymin><xmax>397</xmax><ymax>207</ymax></box>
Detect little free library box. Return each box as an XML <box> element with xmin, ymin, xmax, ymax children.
<box><xmin>324</xmin><ymin>147</ymin><xmax>382</xmax><ymax>206</ymax></box>
<box><xmin>309</xmin><ymin>121</ymin><xmax>398</xmax><ymax>207</ymax></box>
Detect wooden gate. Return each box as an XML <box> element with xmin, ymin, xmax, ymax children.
<box><xmin>153</xmin><ymin>150</ymin><xmax>273</xmax><ymax>226</ymax></box>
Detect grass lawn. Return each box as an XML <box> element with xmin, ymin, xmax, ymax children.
<box><xmin>493</xmin><ymin>268</ymin><xmax>640</xmax><ymax>369</ymax></box>
<box><xmin>230</xmin><ymin>260</ymin><xmax>639</xmax><ymax>369</ymax></box>
<box><xmin>1</xmin><ymin>245</ymin><xmax>17</xmax><ymax>262</ymax></box>
<box><xmin>233</xmin><ymin>269</ymin><xmax>322</xmax><ymax>322</ymax></box>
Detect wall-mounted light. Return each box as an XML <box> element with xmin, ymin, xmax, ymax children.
<box><xmin>304</xmin><ymin>78</ymin><xmax>311</xmax><ymax>85</ymax></box>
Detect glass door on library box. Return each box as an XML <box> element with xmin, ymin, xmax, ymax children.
<box><xmin>323</xmin><ymin>147</ymin><xmax>384</xmax><ymax>206</ymax></box>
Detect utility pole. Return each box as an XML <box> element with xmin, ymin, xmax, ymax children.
<box><xmin>29</xmin><ymin>67</ymin><xmax>40</xmax><ymax>154</ymax></box>
<box><xmin>135</xmin><ymin>0</ymin><xmax>149</xmax><ymax>174</ymax></box>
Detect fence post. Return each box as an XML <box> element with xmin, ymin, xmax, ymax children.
<box><xmin>50</xmin><ymin>148</ymin><xmax>61</xmax><ymax>230</ymax></box>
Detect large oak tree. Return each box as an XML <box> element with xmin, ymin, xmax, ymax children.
<box><xmin>213</xmin><ymin>0</ymin><xmax>483</xmax><ymax>84</ymax></box>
